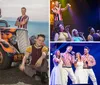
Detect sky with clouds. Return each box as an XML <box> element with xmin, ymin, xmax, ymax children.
<box><xmin>0</xmin><ymin>0</ymin><xmax>49</xmax><ymax>22</ymax></box>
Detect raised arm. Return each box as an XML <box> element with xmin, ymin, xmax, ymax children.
<box><xmin>61</xmin><ymin>3</ymin><xmax>70</xmax><ymax>12</ymax></box>
<box><xmin>66</xmin><ymin>30</ymin><xmax>73</xmax><ymax>41</ymax></box>
<box><xmin>52</xmin><ymin>8</ymin><xmax>58</xmax><ymax>14</ymax></box>
<box><xmin>53</xmin><ymin>55</ymin><xmax>61</xmax><ymax>63</ymax></box>
<box><xmin>54</xmin><ymin>33</ymin><xmax>59</xmax><ymax>41</ymax></box>
<box><xmin>65</xmin><ymin>25</ymin><xmax>73</xmax><ymax>41</ymax></box>
<box><xmin>87</xmin><ymin>35</ymin><xmax>93</xmax><ymax>41</ymax></box>
<box><xmin>80</xmin><ymin>33</ymin><xmax>86</xmax><ymax>41</ymax></box>
<box><xmin>71</xmin><ymin>54</ymin><xmax>76</xmax><ymax>64</ymax></box>
<box><xmin>82</xmin><ymin>35</ymin><xmax>86</xmax><ymax>41</ymax></box>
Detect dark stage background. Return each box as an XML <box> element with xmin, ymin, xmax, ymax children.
<box><xmin>50</xmin><ymin>43</ymin><xmax>100</xmax><ymax>85</ymax></box>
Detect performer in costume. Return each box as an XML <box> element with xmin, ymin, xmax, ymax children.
<box><xmin>61</xmin><ymin>46</ymin><xmax>77</xmax><ymax>85</ymax></box>
<box><xmin>50</xmin><ymin>50</ymin><xmax>64</xmax><ymax>85</ymax></box>
<box><xmin>19</xmin><ymin>34</ymin><xmax>48</xmax><ymax>84</ymax></box>
<box><xmin>52</xmin><ymin>1</ymin><xmax>71</xmax><ymax>29</ymax></box>
<box><xmin>15</xmin><ymin>7</ymin><xmax>29</xmax><ymax>29</ymax></box>
<box><xmin>82</xmin><ymin>47</ymin><xmax>97</xmax><ymax>85</ymax></box>
<box><xmin>74</xmin><ymin>52</ymin><xmax>88</xmax><ymax>84</ymax></box>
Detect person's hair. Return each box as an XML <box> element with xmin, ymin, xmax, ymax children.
<box><xmin>55</xmin><ymin>0</ymin><xmax>58</xmax><ymax>3</ymax></box>
<box><xmin>21</xmin><ymin>7</ymin><xmax>26</xmax><ymax>10</ymax></box>
<box><xmin>55</xmin><ymin>50</ymin><xmax>59</xmax><ymax>54</ymax></box>
<box><xmin>54</xmin><ymin>50</ymin><xmax>60</xmax><ymax>58</ymax></box>
<box><xmin>88</xmin><ymin>27</ymin><xmax>94</xmax><ymax>32</ymax></box>
<box><xmin>76</xmin><ymin>52</ymin><xmax>81</xmax><ymax>60</ymax></box>
<box><xmin>54</xmin><ymin>24</ymin><xmax>65</xmax><ymax>36</ymax></box>
<box><xmin>72</xmin><ymin>29</ymin><xmax>78</xmax><ymax>36</ymax></box>
<box><xmin>65</xmin><ymin>25</ymin><xmax>70</xmax><ymax>29</ymax></box>
<box><xmin>84</xmin><ymin>46</ymin><xmax>90</xmax><ymax>51</ymax></box>
<box><xmin>67</xmin><ymin>46</ymin><xmax>73</xmax><ymax>49</ymax></box>
<box><xmin>54</xmin><ymin>24</ymin><xmax>61</xmax><ymax>34</ymax></box>
<box><xmin>37</xmin><ymin>34</ymin><xmax>45</xmax><ymax>40</ymax></box>
<box><xmin>29</xmin><ymin>35</ymin><xmax>36</xmax><ymax>45</ymax></box>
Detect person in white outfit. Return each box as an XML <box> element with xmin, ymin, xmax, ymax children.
<box><xmin>61</xmin><ymin>46</ymin><xmax>77</xmax><ymax>85</ymax></box>
<box><xmin>82</xmin><ymin>47</ymin><xmax>97</xmax><ymax>85</ymax></box>
<box><xmin>50</xmin><ymin>50</ymin><xmax>65</xmax><ymax>85</ymax></box>
<box><xmin>74</xmin><ymin>52</ymin><xmax>88</xmax><ymax>84</ymax></box>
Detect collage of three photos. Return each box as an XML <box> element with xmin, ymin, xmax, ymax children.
<box><xmin>0</xmin><ymin>0</ymin><xmax>100</xmax><ymax>85</ymax></box>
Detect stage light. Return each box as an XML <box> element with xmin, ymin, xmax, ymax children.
<box><xmin>51</xmin><ymin>53</ymin><xmax>53</xmax><ymax>56</ymax></box>
<box><xmin>52</xmin><ymin>1</ymin><xmax>54</xmax><ymax>5</ymax></box>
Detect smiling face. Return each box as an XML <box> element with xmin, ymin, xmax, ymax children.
<box><xmin>59</xmin><ymin>24</ymin><xmax>64</xmax><ymax>32</ymax></box>
<box><xmin>35</xmin><ymin>36</ymin><xmax>45</xmax><ymax>47</ymax></box>
<box><xmin>84</xmin><ymin>48</ymin><xmax>89</xmax><ymax>55</ymax></box>
<box><xmin>21</xmin><ymin>8</ymin><xmax>26</xmax><ymax>15</ymax></box>
<box><xmin>76</xmin><ymin>53</ymin><xmax>81</xmax><ymax>60</ymax></box>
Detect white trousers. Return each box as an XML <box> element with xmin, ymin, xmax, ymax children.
<box><xmin>75</xmin><ymin>69</ymin><xmax>88</xmax><ymax>84</ymax></box>
<box><xmin>84</xmin><ymin>69</ymin><xmax>97</xmax><ymax>85</ymax></box>
<box><xmin>62</xmin><ymin>68</ymin><xmax>77</xmax><ymax>85</ymax></box>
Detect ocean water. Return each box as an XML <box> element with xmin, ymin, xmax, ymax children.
<box><xmin>6</xmin><ymin>20</ymin><xmax>49</xmax><ymax>46</ymax></box>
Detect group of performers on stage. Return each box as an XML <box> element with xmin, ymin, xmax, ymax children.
<box><xmin>50</xmin><ymin>46</ymin><xmax>97</xmax><ymax>85</ymax></box>
<box><xmin>50</xmin><ymin>1</ymin><xmax>100</xmax><ymax>41</ymax></box>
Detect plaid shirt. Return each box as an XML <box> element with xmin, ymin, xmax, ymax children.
<box><xmin>82</xmin><ymin>54</ymin><xmax>96</xmax><ymax>67</ymax></box>
<box><xmin>62</xmin><ymin>52</ymin><xmax>74</xmax><ymax>67</ymax></box>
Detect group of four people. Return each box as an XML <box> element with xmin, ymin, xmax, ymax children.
<box><xmin>50</xmin><ymin>46</ymin><xmax>97</xmax><ymax>85</ymax></box>
<box><xmin>54</xmin><ymin>24</ymin><xmax>100</xmax><ymax>41</ymax></box>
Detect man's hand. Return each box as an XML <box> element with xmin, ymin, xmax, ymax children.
<box><xmin>20</xmin><ymin>20</ymin><xmax>25</xmax><ymax>25</ymax></box>
<box><xmin>65</xmin><ymin>28</ymin><xmax>69</xmax><ymax>33</ymax></box>
<box><xmin>19</xmin><ymin>64</ymin><xmax>25</xmax><ymax>71</ymax></box>
<box><xmin>79</xmin><ymin>32</ymin><xmax>84</xmax><ymax>36</ymax></box>
<box><xmin>35</xmin><ymin>57</ymin><xmax>43</xmax><ymax>68</ymax></box>
<box><xmin>67</xmin><ymin>3</ymin><xmax>71</xmax><ymax>7</ymax></box>
<box><xmin>65</xmin><ymin>25</ymin><xmax>70</xmax><ymax>33</ymax></box>
<box><xmin>59</xmin><ymin>4</ymin><xmax>61</xmax><ymax>8</ymax></box>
